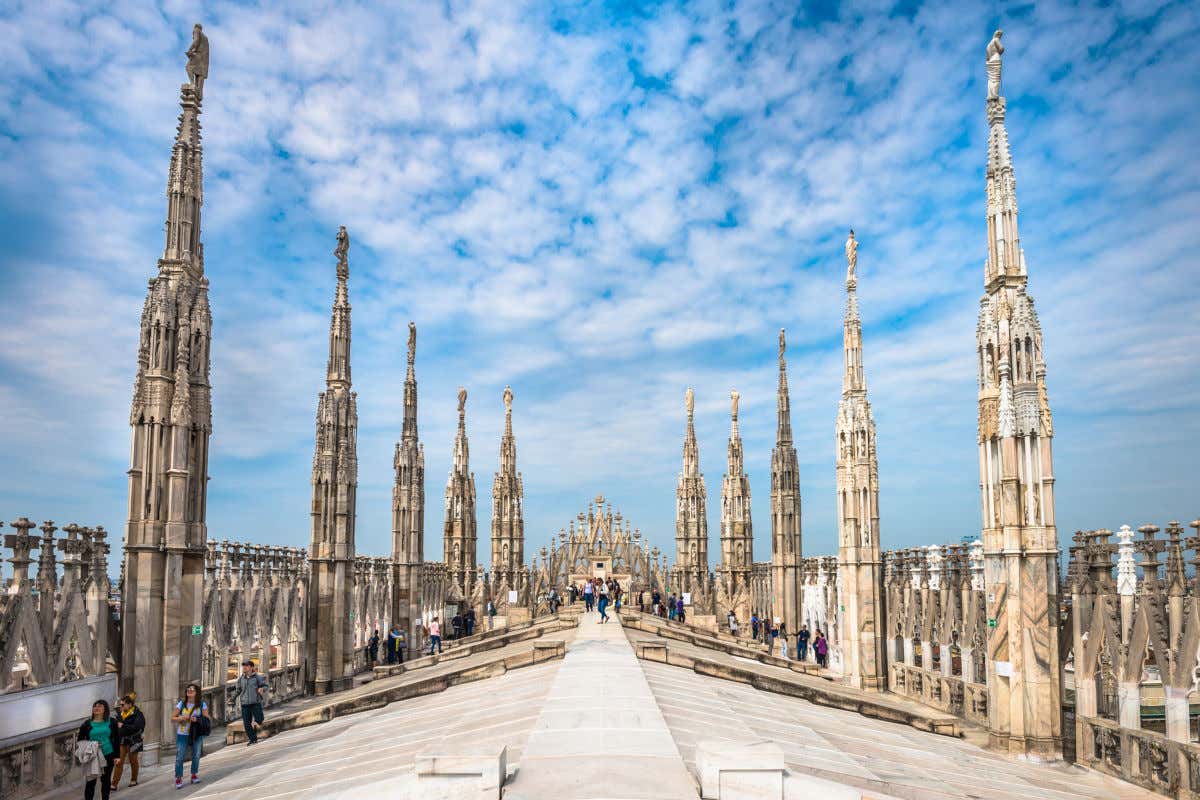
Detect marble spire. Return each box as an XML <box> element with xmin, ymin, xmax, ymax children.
<box><xmin>444</xmin><ymin>388</ymin><xmax>478</xmax><ymax>592</ymax></box>
<box><xmin>121</xmin><ymin>24</ymin><xmax>213</xmax><ymax>753</ymax></box>
<box><xmin>391</xmin><ymin>321</ymin><xmax>425</xmax><ymax>636</ymax></box>
<box><xmin>490</xmin><ymin>386</ymin><xmax>525</xmax><ymax>586</ymax></box>
<box><xmin>675</xmin><ymin>388</ymin><xmax>709</xmax><ymax>600</ymax></box>
<box><xmin>308</xmin><ymin>226</ymin><xmax>358</xmax><ymax>695</ymax></box>
<box><xmin>976</xmin><ymin>31</ymin><xmax>1062</xmax><ymax>759</ymax></box>
<box><xmin>770</xmin><ymin>329</ymin><xmax>802</xmax><ymax>633</ymax></box>
<box><xmin>720</xmin><ymin>390</ymin><xmax>753</xmax><ymax>579</ymax></box>
<box><xmin>836</xmin><ymin>229</ymin><xmax>886</xmax><ymax>690</ymax></box>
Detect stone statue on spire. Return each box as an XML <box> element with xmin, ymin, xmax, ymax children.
<box><xmin>730</xmin><ymin>389</ymin><xmax>739</xmax><ymax>419</ymax></box>
<box><xmin>778</xmin><ymin>328</ymin><xmax>786</xmax><ymax>361</ymax></box>
<box><xmin>186</xmin><ymin>24</ymin><xmax>210</xmax><ymax>99</ymax></box>
<box><xmin>685</xmin><ymin>387</ymin><xmax>695</xmax><ymax>417</ymax></box>
<box><xmin>503</xmin><ymin>385</ymin><xmax>513</xmax><ymax>413</ymax></box>
<box><xmin>457</xmin><ymin>387</ymin><xmax>467</xmax><ymax>415</ymax></box>
<box><xmin>845</xmin><ymin>229</ymin><xmax>858</xmax><ymax>282</ymax></box>
<box><xmin>334</xmin><ymin>225</ymin><xmax>350</xmax><ymax>280</ymax></box>
<box><xmin>986</xmin><ymin>29</ymin><xmax>1004</xmax><ymax>99</ymax></box>
<box><xmin>407</xmin><ymin>321</ymin><xmax>416</xmax><ymax>366</ymax></box>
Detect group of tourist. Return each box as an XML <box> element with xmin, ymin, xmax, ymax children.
<box><xmin>742</xmin><ymin>614</ymin><xmax>830</xmax><ymax>666</ymax></box>
<box><xmin>568</xmin><ymin>577</ymin><xmax>622</xmax><ymax>621</ymax></box>
<box><xmin>75</xmin><ymin>660</ymin><xmax>270</xmax><ymax>796</ymax></box>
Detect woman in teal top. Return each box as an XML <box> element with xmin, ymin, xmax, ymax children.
<box><xmin>76</xmin><ymin>699</ymin><xmax>119</xmax><ymax>800</ymax></box>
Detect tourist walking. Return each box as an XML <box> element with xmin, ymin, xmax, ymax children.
<box><xmin>77</xmin><ymin>699</ymin><xmax>119</xmax><ymax>800</ymax></box>
<box><xmin>429</xmin><ymin>617</ymin><xmax>443</xmax><ymax>654</ymax></box>
<box><xmin>451</xmin><ymin>612</ymin><xmax>463</xmax><ymax>640</ymax></box>
<box><xmin>111</xmin><ymin>694</ymin><xmax>144</xmax><ymax>790</ymax></box>
<box><xmin>583</xmin><ymin>580</ymin><xmax>595</xmax><ymax>612</ymax></box>
<box><xmin>814</xmin><ymin>630</ymin><xmax>829</xmax><ymax>668</ymax></box>
<box><xmin>233</xmin><ymin>660</ymin><xmax>268</xmax><ymax>746</ymax></box>
<box><xmin>170</xmin><ymin>683</ymin><xmax>210</xmax><ymax>789</ymax></box>
<box><xmin>750</xmin><ymin>612</ymin><xmax>759</xmax><ymax>640</ymax></box>
<box><xmin>367</xmin><ymin>630</ymin><xmax>380</xmax><ymax>667</ymax></box>
<box><xmin>727</xmin><ymin>611</ymin><xmax>738</xmax><ymax>636</ymax></box>
<box><xmin>779</xmin><ymin>624</ymin><xmax>789</xmax><ymax>659</ymax></box>
<box><xmin>797</xmin><ymin>624</ymin><xmax>811</xmax><ymax>661</ymax></box>
<box><xmin>486</xmin><ymin>599</ymin><xmax>497</xmax><ymax>630</ymax></box>
<box><xmin>548</xmin><ymin>587</ymin><xmax>559</xmax><ymax>614</ymax></box>
<box><xmin>651</xmin><ymin>589</ymin><xmax>661</xmax><ymax>615</ymax></box>
<box><xmin>676</xmin><ymin>597</ymin><xmax>686</xmax><ymax>624</ymax></box>
<box><xmin>667</xmin><ymin>593</ymin><xmax>677</xmax><ymax>620</ymax></box>
<box><xmin>597</xmin><ymin>589</ymin><xmax>610</xmax><ymax>623</ymax></box>
<box><xmin>465</xmin><ymin>607</ymin><xmax>477</xmax><ymax>636</ymax></box>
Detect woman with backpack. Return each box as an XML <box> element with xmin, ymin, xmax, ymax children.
<box><xmin>111</xmin><ymin>694</ymin><xmax>145</xmax><ymax>789</ymax></box>
<box><xmin>76</xmin><ymin>699</ymin><xmax>120</xmax><ymax>800</ymax></box>
<box><xmin>170</xmin><ymin>683</ymin><xmax>211</xmax><ymax>789</ymax></box>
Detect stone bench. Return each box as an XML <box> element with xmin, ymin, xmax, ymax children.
<box><xmin>696</xmin><ymin>739</ymin><xmax>785</xmax><ymax>799</ymax></box>
<box><xmin>414</xmin><ymin>744</ymin><xmax>507</xmax><ymax>799</ymax></box>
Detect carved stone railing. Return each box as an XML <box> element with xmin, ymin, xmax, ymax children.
<box><xmin>882</xmin><ymin>541</ymin><xmax>987</xmax><ymax>724</ymax></box>
<box><xmin>1077</xmin><ymin>716</ymin><xmax>1200</xmax><ymax>798</ymax></box>
<box><xmin>1</xmin><ymin>518</ymin><xmax>115</xmax><ymax>694</ymax></box>
<box><xmin>1068</xmin><ymin>519</ymin><xmax>1200</xmax><ymax>799</ymax></box>
<box><xmin>198</xmin><ymin>539</ymin><xmax>309</xmax><ymax>722</ymax></box>
<box><xmin>0</xmin><ymin>516</ymin><xmax>116</xmax><ymax>800</ymax></box>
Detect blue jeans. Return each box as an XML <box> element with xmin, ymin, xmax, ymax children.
<box><xmin>175</xmin><ymin>734</ymin><xmax>202</xmax><ymax>778</ymax></box>
<box><xmin>430</xmin><ymin>635</ymin><xmax>441</xmax><ymax>654</ymax></box>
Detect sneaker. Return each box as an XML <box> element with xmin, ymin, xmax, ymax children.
<box><xmin>175</xmin><ymin>778</ymin><xmax>183</xmax><ymax>789</ymax></box>
<box><xmin>191</xmin><ymin>774</ymin><xmax>201</xmax><ymax>784</ymax></box>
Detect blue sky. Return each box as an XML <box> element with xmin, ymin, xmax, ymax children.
<box><xmin>0</xmin><ymin>1</ymin><xmax>1197</xmax><ymax>576</ymax></box>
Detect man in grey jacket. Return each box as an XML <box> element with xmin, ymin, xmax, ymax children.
<box><xmin>233</xmin><ymin>660</ymin><xmax>268</xmax><ymax>745</ymax></box>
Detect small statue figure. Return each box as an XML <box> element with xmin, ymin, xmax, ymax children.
<box><xmin>457</xmin><ymin>387</ymin><xmax>467</xmax><ymax>415</ymax></box>
<box><xmin>986</xmin><ymin>30</ymin><xmax>1004</xmax><ymax>100</ymax></box>
<box><xmin>685</xmin><ymin>386</ymin><xmax>694</xmax><ymax>417</ymax></box>
<box><xmin>503</xmin><ymin>385</ymin><xmax>513</xmax><ymax>412</ymax></box>
<box><xmin>730</xmin><ymin>389</ymin><xmax>740</xmax><ymax>420</ymax></box>
<box><xmin>334</xmin><ymin>225</ymin><xmax>350</xmax><ymax>280</ymax></box>
<box><xmin>845</xmin><ymin>229</ymin><xmax>858</xmax><ymax>282</ymax></box>
<box><xmin>778</xmin><ymin>328</ymin><xmax>786</xmax><ymax>361</ymax></box>
<box><xmin>407</xmin><ymin>322</ymin><xmax>416</xmax><ymax>366</ymax></box>
<box><xmin>186</xmin><ymin>23</ymin><xmax>210</xmax><ymax>99</ymax></box>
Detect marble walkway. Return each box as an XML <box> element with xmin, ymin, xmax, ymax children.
<box><xmin>644</xmin><ymin>658</ymin><xmax>1156</xmax><ymax>800</ymax></box>
<box><xmin>502</xmin><ymin>612</ymin><xmax>699</xmax><ymax>799</ymax></box>
<box><xmin>59</xmin><ymin>612</ymin><xmax>1157</xmax><ymax>800</ymax></box>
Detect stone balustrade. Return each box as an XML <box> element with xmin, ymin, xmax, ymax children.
<box><xmin>0</xmin><ymin>518</ymin><xmax>116</xmax><ymax>800</ymax></box>
<box><xmin>1068</xmin><ymin>520</ymin><xmax>1200</xmax><ymax>798</ymax></box>
<box><xmin>882</xmin><ymin>541</ymin><xmax>988</xmax><ymax>726</ymax></box>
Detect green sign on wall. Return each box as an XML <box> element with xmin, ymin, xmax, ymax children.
<box><xmin>191</xmin><ymin>624</ymin><xmax>203</xmax><ymax>635</ymax></box>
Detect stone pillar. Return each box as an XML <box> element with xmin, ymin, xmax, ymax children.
<box><xmin>835</xmin><ymin>232</ymin><xmax>887</xmax><ymax>690</ymax></box>
<box><xmin>121</xmin><ymin>31</ymin><xmax>213</xmax><ymax>759</ymax></box>
<box><xmin>976</xmin><ymin>32</ymin><xmax>1062</xmax><ymax>759</ymax></box>
<box><xmin>391</xmin><ymin>322</ymin><xmax>425</xmax><ymax>641</ymax></box>
<box><xmin>770</xmin><ymin>330</ymin><xmax>802</xmax><ymax>635</ymax></box>
<box><xmin>307</xmin><ymin>226</ymin><xmax>358</xmax><ymax>695</ymax></box>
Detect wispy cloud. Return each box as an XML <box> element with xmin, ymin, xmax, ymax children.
<box><xmin>0</xmin><ymin>0</ymin><xmax>1196</xmax><ymax>571</ymax></box>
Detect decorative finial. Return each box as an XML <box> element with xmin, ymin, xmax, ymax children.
<box><xmin>457</xmin><ymin>387</ymin><xmax>467</xmax><ymax>415</ymax></box>
<box><xmin>730</xmin><ymin>389</ymin><xmax>740</xmax><ymax>420</ymax></box>
<box><xmin>685</xmin><ymin>387</ymin><xmax>695</xmax><ymax>418</ymax></box>
<box><xmin>778</xmin><ymin>328</ymin><xmax>786</xmax><ymax>362</ymax></box>
<box><xmin>986</xmin><ymin>30</ymin><xmax>1004</xmax><ymax>100</ymax></box>
<box><xmin>185</xmin><ymin>23</ymin><xmax>210</xmax><ymax>99</ymax></box>
<box><xmin>845</xmin><ymin>229</ymin><xmax>858</xmax><ymax>283</ymax></box>
<box><xmin>407</xmin><ymin>322</ymin><xmax>416</xmax><ymax>366</ymax></box>
<box><xmin>334</xmin><ymin>225</ymin><xmax>350</xmax><ymax>280</ymax></box>
<box><xmin>503</xmin><ymin>385</ymin><xmax>513</xmax><ymax>413</ymax></box>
